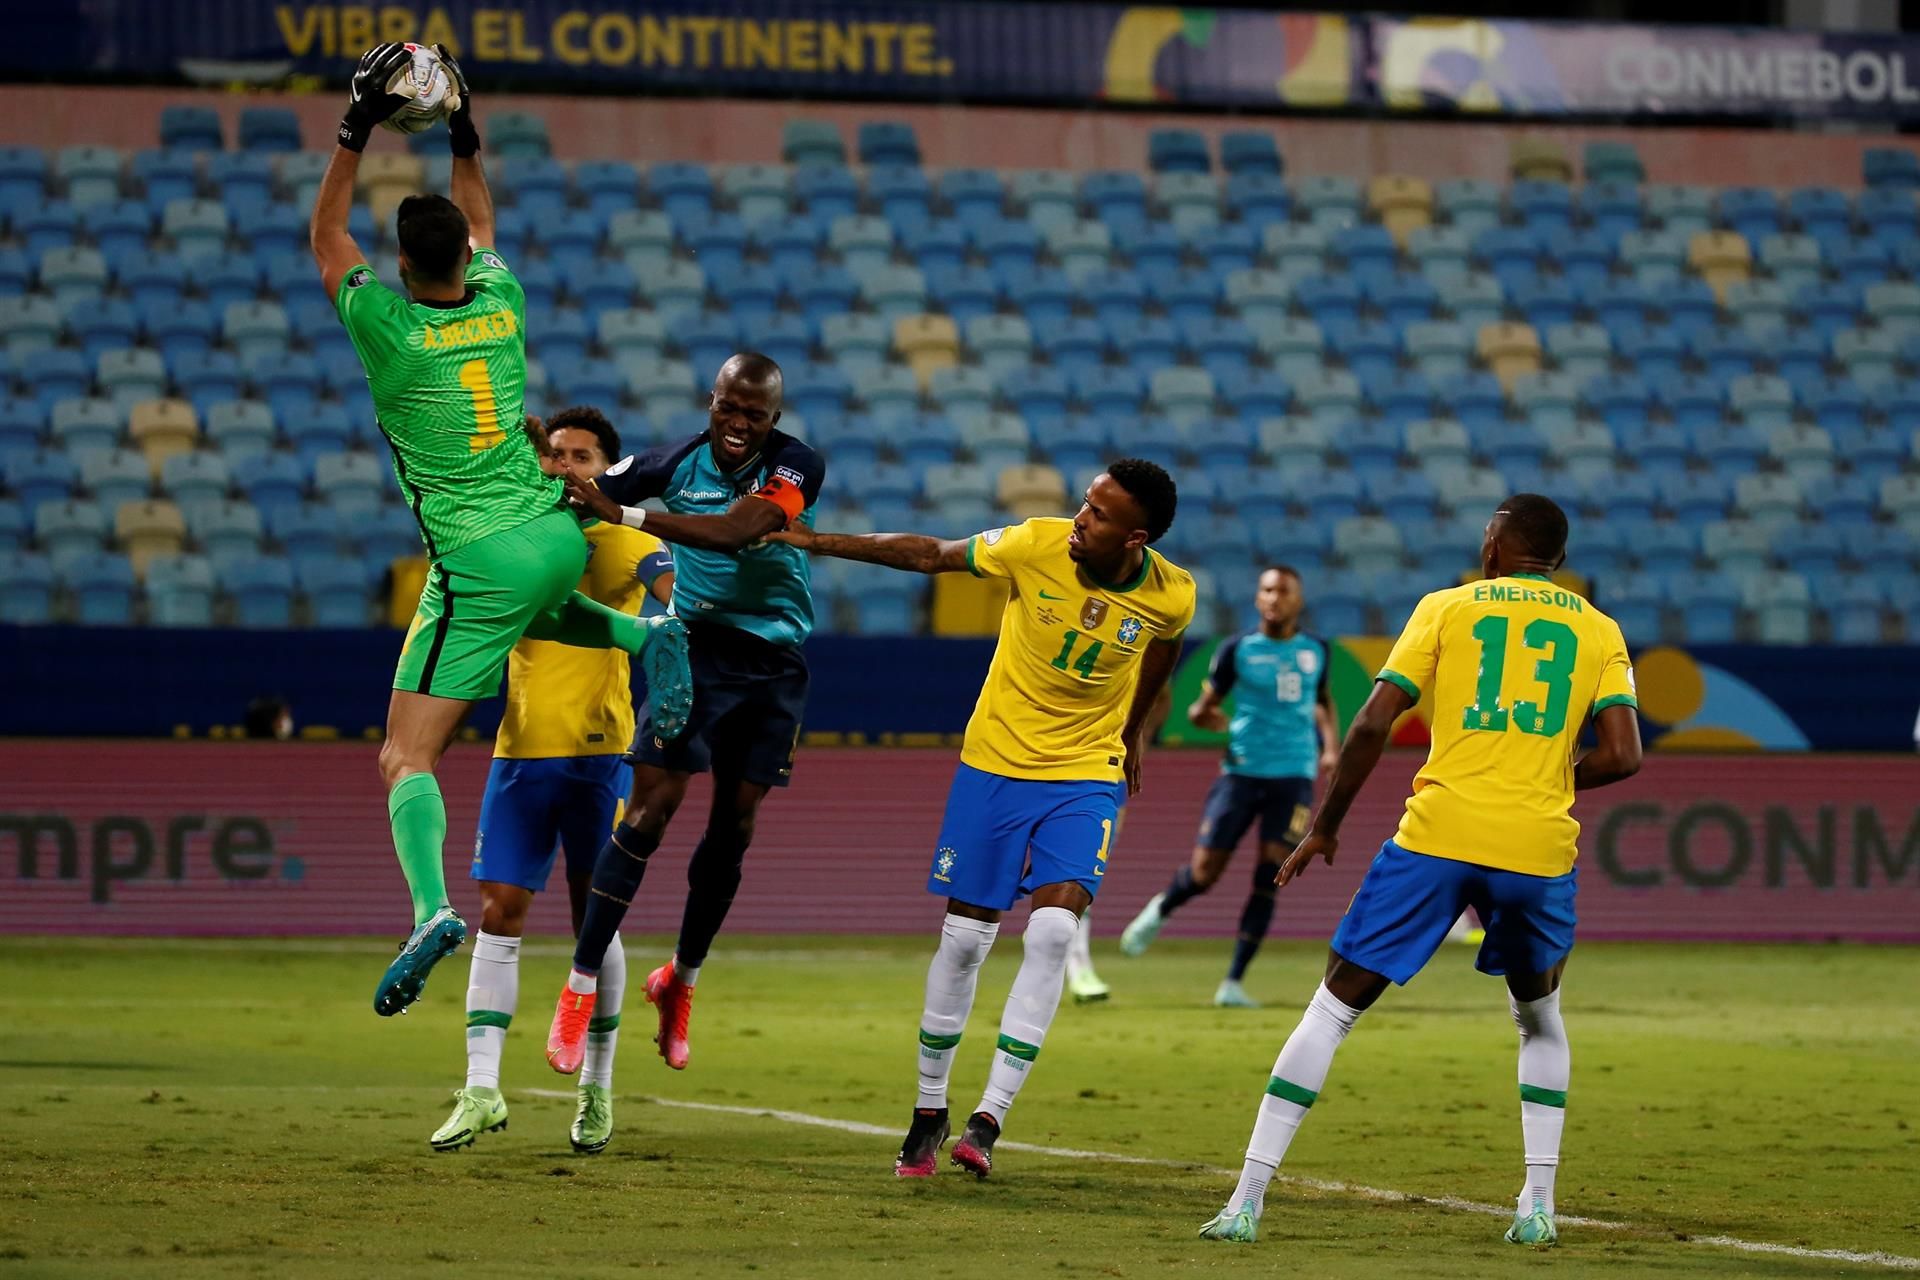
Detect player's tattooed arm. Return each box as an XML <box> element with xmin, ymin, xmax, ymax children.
<box><xmin>767</xmin><ymin>525</ymin><xmax>971</xmax><ymax>575</ymax></box>
<box><xmin>1280</xmin><ymin>677</ymin><xmax>1415</xmax><ymax>885</ymax></box>
<box><xmin>1573</xmin><ymin>704</ymin><xmax>1643</xmax><ymax>791</ymax></box>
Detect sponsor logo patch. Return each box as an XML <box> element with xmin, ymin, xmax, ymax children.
<box><xmin>344</xmin><ymin>267</ymin><xmax>373</xmax><ymax>289</ymax></box>
<box><xmin>774</xmin><ymin>465</ymin><xmax>805</xmax><ymax>487</ymax></box>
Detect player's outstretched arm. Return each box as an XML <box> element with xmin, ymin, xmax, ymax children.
<box><xmin>435</xmin><ymin>45</ymin><xmax>493</xmax><ymax>248</ymax></box>
<box><xmin>314</xmin><ymin>43</ymin><xmax>413</xmax><ymax>300</ymax></box>
<box><xmin>565</xmin><ymin>470</ymin><xmax>789</xmax><ymax>553</ymax></box>
<box><xmin>1279</xmin><ymin>678</ymin><xmax>1414</xmax><ymax>885</ymax></box>
<box><xmin>767</xmin><ymin>524</ymin><xmax>971</xmax><ymax>575</ymax></box>
<box><xmin>1573</xmin><ymin>704</ymin><xmax>1643</xmax><ymax>790</ymax></box>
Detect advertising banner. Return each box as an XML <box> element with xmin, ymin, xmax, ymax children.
<box><xmin>1370</xmin><ymin>16</ymin><xmax>1920</xmax><ymax>119</ymax></box>
<box><xmin>3</xmin><ymin>742</ymin><xmax>1913</xmax><ymax>942</ymax></box>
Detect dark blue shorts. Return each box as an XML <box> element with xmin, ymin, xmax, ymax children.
<box><xmin>631</xmin><ymin>621</ymin><xmax>808</xmax><ymax>788</ymax></box>
<box><xmin>930</xmin><ymin>763</ymin><xmax>1128</xmax><ymax>911</ymax></box>
<box><xmin>471</xmin><ymin>755</ymin><xmax>631</xmax><ymax>892</ymax></box>
<box><xmin>1198</xmin><ymin>773</ymin><xmax>1314</xmax><ymax>852</ymax></box>
<box><xmin>1330</xmin><ymin>839</ymin><xmax>1578</xmax><ymax>986</ymax></box>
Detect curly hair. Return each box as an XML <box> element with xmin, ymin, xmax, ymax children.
<box><xmin>1105</xmin><ymin>458</ymin><xmax>1178</xmax><ymax>544</ymax></box>
<box><xmin>545</xmin><ymin>405</ymin><xmax>622</xmax><ymax>464</ymax></box>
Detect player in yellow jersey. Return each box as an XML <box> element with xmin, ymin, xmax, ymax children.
<box><xmin>774</xmin><ymin>460</ymin><xmax>1196</xmax><ymax>1179</ymax></box>
<box><xmin>429</xmin><ymin>408</ymin><xmax>674</xmax><ymax>1157</ymax></box>
<box><xmin>1198</xmin><ymin>496</ymin><xmax>1643</xmax><ymax>1250</ymax></box>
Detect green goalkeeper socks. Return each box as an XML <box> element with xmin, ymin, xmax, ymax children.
<box><xmin>388</xmin><ymin>772</ymin><xmax>449</xmax><ymax>927</ymax></box>
<box><xmin>523</xmin><ymin>591</ymin><xmax>648</xmax><ymax>656</ymax></box>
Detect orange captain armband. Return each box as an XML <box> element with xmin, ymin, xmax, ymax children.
<box><xmin>753</xmin><ymin>474</ymin><xmax>807</xmax><ymax>525</ymax></box>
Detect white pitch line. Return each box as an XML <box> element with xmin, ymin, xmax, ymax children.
<box><xmin>520</xmin><ymin>1090</ymin><xmax>1920</xmax><ymax>1272</ymax></box>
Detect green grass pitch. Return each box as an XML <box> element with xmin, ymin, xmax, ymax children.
<box><xmin>2</xmin><ymin>935</ymin><xmax>1916</xmax><ymax>1277</ymax></box>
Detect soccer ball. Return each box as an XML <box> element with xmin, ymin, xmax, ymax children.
<box><xmin>378</xmin><ymin>43</ymin><xmax>460</xmax><ymax>135</ymax></box>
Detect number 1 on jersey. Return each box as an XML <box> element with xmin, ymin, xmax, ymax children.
<box><xmin>460</xmin><ymin>358</ymin><xmax>503</xmax><ymax>452</ymax></box>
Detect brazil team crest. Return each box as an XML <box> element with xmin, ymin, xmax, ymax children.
<box><xmin>1080</xmin><ymin>598</ymin><xmax>1109</xmax><ymax>630</ymax></box>
<box><xmin>1118</xmin><ymin>617</ymin><xmax>1143</xmax><ymax>644</ymax></box>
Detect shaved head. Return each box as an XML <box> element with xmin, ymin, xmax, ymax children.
<box><xmin>708</xmin><ymin>351</ymin><xmax>783</xmax><ymax>470</ymax></box>
<box><xmin>716</xmin><ymin>352</ymin><xmax>783</xmax><ymax>407</ymax></box>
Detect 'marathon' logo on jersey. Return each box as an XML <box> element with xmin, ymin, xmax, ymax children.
<box><xmin>421</xmin><ymin>307</ymin><xmax>518</xmax><ymax>351</ymax></box>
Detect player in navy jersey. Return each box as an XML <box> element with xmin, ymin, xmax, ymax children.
<box><xmin>541</xmin><ymin>353</ymin><xmax>825</xmax><ymax>1079</ymax></box>
<box><xmin>1120</xmin><ymin>566</ymin><xmax>1337</xmax><ymax>1006</ymax></box>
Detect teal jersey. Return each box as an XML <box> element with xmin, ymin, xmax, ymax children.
<box><xmin>595</xmin><ymin>429</ymin><xmax>825</xmax><ymax>647</ymax></box>
<box><xmin>1208</xmin><ymin>630</ymin><xmax>1329</xmax><ymax>780</ymax></box>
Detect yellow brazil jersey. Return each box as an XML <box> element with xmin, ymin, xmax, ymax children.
<box><xmin>961</xmin><ymin>518</ymin><xmax>1197</xmax><ymax>783</ymax></box>
<box><xmin>1377</xmin><ymin>573</ymin><xmax>1637</xmax><ymax>877</ymax></box>
<box><xmin>494</xmin><ymin>522</ymin><xmax>673</xmax><ymax>760</ymax></box>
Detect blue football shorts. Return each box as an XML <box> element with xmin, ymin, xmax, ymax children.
<box><xmin>1329</xmin><ymin>839</ymin><xmax>1577</xmax><ymax>985</ymax></box>
<box><xmin>928</xmin><ymin>762</ymin><xmax>1128</xmax><ymax>911</ymax></box>
<box><xmin>471</xmin><ymin>754</ymin><xmax>630</xmax><ymax>892</ymax></box>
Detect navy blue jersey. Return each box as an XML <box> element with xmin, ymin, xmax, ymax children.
<box><xmin>596</xmin><ymin>429</ymin><xmax>824</xmax><ymax>647</ymax></box>
<box><xmin>1208</xmin><ymin>630</ymin><xmax>1329</xmax><ymax>780</ymax></box>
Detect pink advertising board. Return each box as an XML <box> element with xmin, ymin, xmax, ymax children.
<box><xmin>2</xmin><ymin>743</ymin><xmax>1914</xmax><ymax>942</ymax></box>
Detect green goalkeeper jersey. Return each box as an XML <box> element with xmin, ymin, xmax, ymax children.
<box><xmin>334</xmin><ymin>248</ymin><xmax>561</xmax><ymax>558</ymax></box>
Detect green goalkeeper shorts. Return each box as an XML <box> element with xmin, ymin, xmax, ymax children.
<box><xmin>393</xmin><ymin>509</ymin><xmax>588</xmax><ymax>701</ymax></box>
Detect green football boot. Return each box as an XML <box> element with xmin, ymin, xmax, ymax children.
<box><xmin>570</xmin><ymin>1083</ymin><xmax>614</xmax><ymax>1154</ymax></box>
<box><xmin>374</xmin><ymin>906</ymin><xmax>467</xmax><ymax>1017</ymax></box>
<box><xmin>429</xmin><ymin>1086</ymin><xmax>508</xmax><ymax>1152</ymax></box>
<box><xmin>1504</xmin><ymin>1209</ymin><xmax>1559</xmax><ymax>1247</ymax></box>
<box><xmin>1197</xmin><ymin>1201</ymin><xmax>1260</xmax><ymax>1243</ymax></box>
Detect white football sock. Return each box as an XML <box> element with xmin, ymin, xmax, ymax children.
<box><xmin>464</xmin><ymin>931</ymin><xmax>521</xmax><ymax>1090</ymax></box>
<box><xmin>1512</xmin><ymin>989</ymin><xmax>1569</xmax><ymax>1217</ymax></box>
<box><xmin>582</xmin><ymin>932</ymin><xmax>625</xmax><ymax>1089</ymax></box>
<box><xmin>1229</xmin><ymin>982</ymin><xmax>1364</xmax><ymax>1214</ymax></box>
<box><xmin>673</xmin><ymin>954</ymin><xmax>700</xmax><ymax>987</ymax></box>
<box><xmin>977</xmin><ymin>906</ymin><xmax>1078</xmax><ymax>1124</ymax></box>
<box><xmin>1064</xmin><ymin>909</ymin><xmax>1095</xmax><ymax>981</ymax></box>
<box><xmin>566</xmin><ymin>966</ymin><xmax>596</xmax><ymax>995</ymax></box>
<box><xmin>915</xmin><ymin>913</ymin><xmax>999</xmax><ymax>1110</ymax></box>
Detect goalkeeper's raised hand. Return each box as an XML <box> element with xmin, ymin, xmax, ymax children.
<box><xmin>435</xmin><ymin>44</ymin><xmax>480</xmax><ymax>158</ymax></box>
<box><xmin>338</xmin><ymin>42</ymin><xmax>413</xmax><ymax>153</ymax></box>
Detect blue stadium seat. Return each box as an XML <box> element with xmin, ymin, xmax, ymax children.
<box><xmin>1660</xmin><ymin>471</ymin><xmax>1732</xmax><ymax>524</ymax></box>
<box><xmin>1834</xmin><ymin>237</ymin><xmax>1894</xmax><ymax>289</ymax></box>
<box><xmin>575</xmin><ymin>160</ymin><xmax>641</xmax><ymax>217</ymax></box>
<box><xmin>0</xmin><ymin>499</ymin><xmax>23</xmax><ymax>553</ymax></box>
<box><xmin>1297</xmin><ymin>468</ymin><xmax>1363</xmax><ymax>523</ymax></box>
<box><xmin>16</xmin><ymin>200</ymin><xmax>80</xmax><ymax>255</ymax></box>
<box><xmin>939</xmin><ymin>169</ymin><xmax>1004</xmax><ymax>224</ymax></box>
<box><xmin>219</xmin><ymin>554</ymin><xmax>296</xmax><ymax>627</ymax></box>
<box><xmin>1696</xmin><ymin>419</ymin><xmax>1768</xmax><ymax>474</ymax></box>
<box><xmin>1511</xmin><ymin>278</ymin><xmax>1578</xmax><ymax>332</ymax></box>
<box><xmin>1003</xmin><ymin>265</ymin><xmax>1073</xmax><ymax>327</ymax></box>
<box><xmin>4</xmin><ymin>449</ymin><xmax>77</xmax><ymax>516</ymax></box>
<box><xmin>1294</xmin><ymin>175</ymin><xmax>1360</xmax><ymax>232</ymax></box>
<box><xmin>297</xmin><ymin>555</ymin><xmax>374</xmax><ymax>627</ymax></box>
<box><xmin>145</xmin><ymin>553</ymin><xmax>216</xmax><ymax>626</ymax></box>
<box><xmin>184</xmin><ymin>499</ymin><xmax>264</xmax><ymax>571</ymax></box>
<box><xmin>1473</xmin><ymin>225</ymin><xmax>1544</xmax><ymax>293</ymax></box>
<box><xmin>789</xmin><ymin>265</ymin><xmax>856</xmax><ymax>326</ymax></box>
<box><xmin>1759</xmin><ymin>231</ymin><xmax>1825</xmax><ymax>292</ymax></box>
<box><xmin>1294</xmin><ymin>274</ymin><xmax>1362</xmax><ymax>330</ymax></box>
<box><xmin>1771</xmin><ymin>329</ymin><xmax>1828</xmax><ymax>389</ymax></box>
<box><xmin>871</xmin><ymin>165</ymin><xmax>932</xmax><ymax>230</ymax></box>
<box><xmin>1511</xmin><ymin>180</ymin><xmax>1575</xmax><ymax>235</ymax></box>
<box><xmin>1072</xmin><ymin>366</ymin><xmax>1145</xmax><ymax>417</ymax></box>
<box><xmin>858</xmin><ymin>122</ymin><xmax>920</xmax><ymax>167</ymax></box>
<box><xmin>902</xmin><ymin>219</ymin><xmax>967</xmax><ymax>274</ymax></box>
<box><xmin>1208</xmin><ymin>367</ymin><xmax>1284</xmax><ymax>421</ymax></box>
<box><xmin>999</xmin><ymin>366</ymin><xmax>1070</xmax><ymax>433</ymax></box>
<box><xmin>1375</xmin><ymin>274</ymin><xmax>1439</xmax><ymax>330</ymax></box>
<box><xmin>0</xmin><ymin>146</ymin><xmax>49</xmax><ymax>222</ymax></box>
<box><xmin>751</xmin><ymin>314</ymin><xmax>815</xmax><ymax>370</ymax></box>
<box><xmin>1582</xmin><ymin>180</ymin><xmax>1642</xmax><ymax>239</ymax></box>
<box><xmin>784</xmin><ymin>362</ymin><xmax>852</xmax><ymax>420</ymax></box>
<box><xmin>925</xmin><ymin>264</ymin><xmax>999</xmax><ymax>327</ymax></box>
<box><xmin>62</xmin><ymin>553</ymin><xmax>136</xmax><ymax>625</ymax></box>
<box><xmin>34</xmin><ymin>498</ymin><xmax>110</xmax><ymax>563</ymax></box>
<box><xmin>1221</xmin><ymin>173</ymin><xmax>1297</xmax><ymax>234</ymax></box>
<box><xmin>1331</xmin><ymin>225</ymin><xmax>1398</xmax><ymax>290</ymax></box>
<box><xmin>1106</xmin><ymin>313</ymin><xmax>1178</xmax><ymax>373</ymax></box>
<box><xmin>21</xmin><ymin>349</ymin><xmax>90</xmax><ymax>415</ymax></box>
<box><xmin>0</xmin><ymin>547</ymin><xmax>51</xmax><ymax>622</ymax></box>
<box><xmin>63</xmin><ymin>297</ymin><xmax>137</xmax><ymax>365</ymax></box>
<box><xmin>1671</xmin><ymin>568</ymin><xmax>1742</xmax><ymax>643</ymax></box>
<box><xmin>1726</xmin><ymin>371</ymin><xmax>1794</xmax><ymax>427</ymax></box>
<box><xmin>351</xmin><ymin>504</ymin><xmax>423</xmax><ymax>570</ymax></box>
<box><xmin>1325</xmin><ymin>317</ymin><xmax>1399</xmax><ymax>386</ymax></box>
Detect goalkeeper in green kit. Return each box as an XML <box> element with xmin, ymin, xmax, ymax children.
<box><xmin>310</xmin><ymin>43</ymin><xmax>694</xmax><ymax>1017</ymax></box>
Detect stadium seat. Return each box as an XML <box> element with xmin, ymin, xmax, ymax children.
<box><xmin>961</xmin><ymin>414</ymin><xmax>1032</xmax><ymax>474</ymax></box>
<box><xmin>59</xmin><ymin>552</ymin><xmax>135</xmax><ymax>625</ymax></box>
<box><xmin>49</xmin><ymin>397</ymin><xmax>124</xmax><ymax>455</ymax></box>
<box><xmin>782</xmin><ymin>120</ymin><xmax>845</xmax><ymax>168</ymax></box>
<box><xmin>97</xmin><ymin>348</ymin><xmax>167</xmax><ymax>411</ymax></box>
<box><xmin>34</xmin><ymin>498</ymin><xmax>109</xmax><ymax>564</ymax></box>
<box><xmin>184</xmin><ymin>498</ymin><xmax>265</xmax><ymax>572</ymax></box>
<box><xmin>1</xmin><ymin>295</ymin><xmax>63</xmax><ymax>356</ymax></box>
<box><xmin>129</xmin><ymin>399</ymin><xmax>199</xmax><ymax>471</ymax></box>
<box><xmin>80</xmin><ymin>447</ymin><xmax>154</xmax><ymax>511</ymax></box>
<box><xmin>958</xmin><ymin>315</ymin><xmax>1026</xmax><ymax>382</ymax></box>
<box><xmin>297</xmin><ymin>555</ymin><xmax>375</xmax><ymax>627</ymax></box>
<box><xmin>4</xmin><ymin>449</ymin><xmax>78</xmax><ymax>517</ymax></box>
<box><xmin>219</xmin><ymin>554</ymin><xmax>297</xmax><ymax>627</ymax></box>
<box><xmin>1368</xmin><ymin>174</ymin><xmax>1434</xmax><ymax>245</ymax></box>
<box><xmin>1757</xmin><ymin>232</ymin><xmax>1823</xmax><ymax>292</ymax></box>
<box><xmin>113</xmin><ymin>498</ymin><xmax>185</xmax><ymax>574</ymax></box>
<box><xmin>0</xmin><ymin>549</ymin><xmax>54</xmax><ymax>623</ymax></box>
<box><xmin>1747</xmin><ymin>572</ymin><xmax>1813</xmax><ymax>644</ymax></box>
